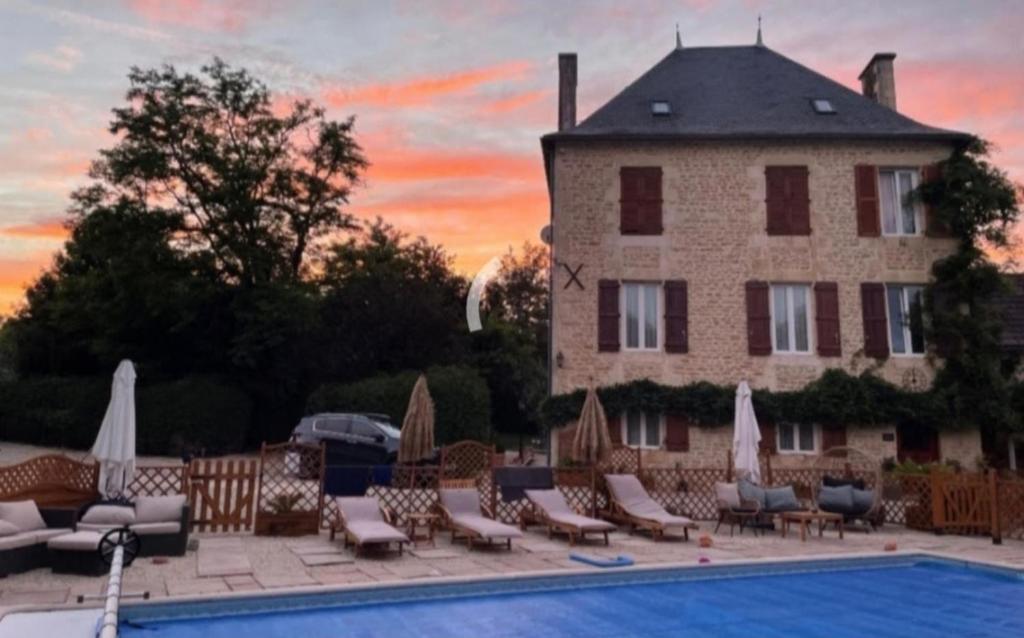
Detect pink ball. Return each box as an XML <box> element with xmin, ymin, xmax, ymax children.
<box><xmin>698</xmin><ymin>557</ymin><xmax>711</xmax><ymax>564</ymax></box>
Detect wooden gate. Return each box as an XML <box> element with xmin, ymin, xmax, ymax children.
<box><xmin>188</xmin><ymin>458</ymin><xmax>258</xmax><ymax>532</ymax></box>
<box><xmin>930</xmin><ymin>469</ymin><xmax>993</xmax><ymax>536</ymax></box>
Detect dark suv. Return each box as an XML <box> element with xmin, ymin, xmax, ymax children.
<box><xmin>291</xmin><ymin>413</ymin><xmax>401</xmax><ymax>465</ymax></box>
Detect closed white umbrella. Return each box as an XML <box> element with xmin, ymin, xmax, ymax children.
<box><xmin>732</xmin><ymin>380</ymin><xmax>762</xmax><ymax>484</ymax></box>
<box><xmin>91</xmin><ymin>360</ymin><xmax>137</xmax><ymax>498</ymax></box>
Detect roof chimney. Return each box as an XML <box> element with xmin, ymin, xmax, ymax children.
<box><xmin>858</xmin><ymin>52</ymin><xmax>897</xmax><ymax>111</ymax></box>
<box><xmin>558</xmin><ymin>53</ymin><xmax>577</xmax><ymax>131</ymax></box>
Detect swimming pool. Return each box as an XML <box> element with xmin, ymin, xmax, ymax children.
<box><xmin>119</xmin><ymin>555</ymin><xmax>1024</xmax><ymax>638</ymax></box>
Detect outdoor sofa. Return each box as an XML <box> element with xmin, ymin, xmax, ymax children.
<box><xmin>816</xmin><ymin>476</ymin><xmax>883</xmax><ymax>530</ymax></box>
<box><xmin>437</xmin><ymin>488</ymin><xmax>522</xmax><ymax>550</ymax></box>
<box><xmin>331</xmin><ymin>496</ymin><xmax>409</xmax><ymax>556</ymax></box>
<box><xmin>603</xmin><ymin>474</ymin><xmax>698</xmax><ymax>541</ymax></box>
<box><xmin>523</xmin><ymin>488</ymin><xmax>615</xmax><ymax>546</ymax></box>
<box><xmin>0</xmin><ymin>500</ymin><xmax>75</xmax><ymax>576</ymax></box>
<box><xmin>74</xmin><ymin>494</ymin><xmax>190</xmax><ymax>557</ymax></box>
<box><xmin>714</xmin><ymin>482</ymin><xmax>762</xmax><ymax>536</ymax></box>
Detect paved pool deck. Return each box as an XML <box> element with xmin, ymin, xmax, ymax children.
<box><xmin>2</xmin><ymin>522</ymin><xmax>1021</xmax><ymax>616</ymax></box>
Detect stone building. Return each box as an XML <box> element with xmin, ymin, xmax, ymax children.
<box><xmin>541</xmin><ymin>38</ymin><xmax>982</xmax><ymax>469</ymax></box>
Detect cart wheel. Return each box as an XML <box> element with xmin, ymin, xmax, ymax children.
<box><xmin>99</xmin><ymin>527</ymin><xmax>142</xmax><ymax>567</ymax></box>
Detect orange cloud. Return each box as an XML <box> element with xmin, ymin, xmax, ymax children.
<box><xmin>479</xmin><ymin>89</ymin><xmax>550</xmax><ymax>115</ymax></box>
<box><xmin>324</xmin><ymin>61</ymin><xmax>533</xmax><ymax>108</ymax></box>
<box><xmin>366</xmin><ymin>148</ymin><xmax>542</xmax><ymax>183</ymax></box>
<box><xmin>0</xmin><ymin>255</ymin><xmax>53</xmax><ymax>316</ymax></box>
<box><xmin>0</xmin><ymin>220</ymin><xmax>69</xmax><ymax>240</ymax></box>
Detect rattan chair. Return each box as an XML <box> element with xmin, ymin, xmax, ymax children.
<box><xmin>812</xmin><ymin>446</ymin><xmax>885</xmax><ymax>530</ymax></box>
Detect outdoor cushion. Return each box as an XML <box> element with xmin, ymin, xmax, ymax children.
<box><xmin>81</xmin><ymin>504</ymin><xmax>136</xmax><ymax>526</ymax></box>
<box><xmin>851</xmin><ymin>488</ymin><xmax>875</xmax><ymax>514</ymax></box>
<box><xmin>335</xmin><ymin>497</ymin><xmax>386</xmax><ymax>523</ymax></box>
<box><xmin>545</xmin><ymin>511</ymin><xmax>616</xmax><ymax>532</ymax></box>
<box><xmin>130</xmin><ymin>521</ymin><xmax>181</xmax><ymax>535</ymax></box>
<box><xmin>818</xmin><ymin>485</ymin><xmax>855</xmax><ymax>513</ymax></box>
<box><xmin>440</xmin><ymin>489</ymin><xmax>483</xmax><ymax>516</ymax></box>
<box><xmin>0</xmin><ymin>520</ymin><xmax>19</xmax><ymax>537</ymax></box>
<box><xmin>737</xmin><ymin>480</ymin><xmax>767</xmax><ymax>509</ymax></box>
<box><xmin>764</xmin><ymin>486</ymin><xmax>802</xmax><ymax>512</ymax></box>
<box><xmin>0</xmin><ymin>532</ymin><xmax>39</xmax><ymax>551</ymax></box>
<box><xmin>715</xmin><ymin>482</ymin><xmax>742</xmax><ymax>509</ymax></box>
<box><xmin>604</xmin><ymin>475</ymin><xmax>649</xmax><ymax>509</ymax></box>
<box><xmin>0</xmin><ymin>500</ymin><xmax>46</xmax><ymax>532</ymax></box>
<box><xmin>75</xmin><ymin>522</ymin><xmax>119</xmax><ymax>533</ymax></box>
<box><xmin>345</xmin><ymin>521</ymin><xmax>409</xmax><ymax>545</ymax></box>
<box><xmin>48</xmin><ymin>531</ymin><xmax>103</xmax><ymax>551</ymax></box>
<box><xmin>525</xmin><ymin>490</ymin><xmax>614</xmax><ymax>532</ymax></box>
<box><xmin>823</xmin><ymin>475</ymin><xmax>866</xmax><ymax>490</ymax></box>
<box><xmin>450</xmin><ymin>514</ymin><xmax>523</xmax><ymax>540</ymax></box>
<box><xmin>31</xmin><ymin>528</ymin><xmax>72</xmax><ymax>543</ymax></box>
<box><xmin>134</xmin><ymin>495</ymin><xmax>186</xmax><ymax>524</ymax></box>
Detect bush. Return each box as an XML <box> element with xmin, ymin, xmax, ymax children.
<box><xmin>0</xmin><ymin>374</ymin><xmax>251</xmax><ymax>456</ymax></box>
<box><xmin>307</xmin><ymin>365</ymin><xmax>492</xmax><ymax>445</ymax></box>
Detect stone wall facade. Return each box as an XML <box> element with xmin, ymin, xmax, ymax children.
<box><xmin>548</xmin><ymin>139</ymin><xmax>982</xmax><ymax>468</ymax></box>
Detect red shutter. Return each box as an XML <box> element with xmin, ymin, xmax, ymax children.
<box><xmin>664</xmin><ymin>414</ymin><xmax>689</xmax><ymax>452</ymax></box>
<box><xmin>766</xmin><ymin>166</ymin><xmax>810</xmax><ymax>235</ymax></box>
<box><xmin>855</xmin><ymin>165</ymin><xmax>881</xmax><ymax>237</ymax></box>
<box><xmin>765</xmin><ymin>167</ymin><xmax>789</xmax><ymax>235</ymax></box>
<box><xmin>814</xmin><ymin>282</ymin><xmax>841</xmax><ymax>357</ymax></box>
<box><xmin>860</xmin><ymin>282</ymin><xmax>889</xmax><ymax>358</ymax></box>
<box><xmin>607</xmin><ymin>412</ymin><xmax>622</xmax><ymax>446</ymax></box>
<box><xmin>598</xmin><ymin>280</ymin><xmax>620</xmax><ymax>352</ymax></box>
<box><xmin>921</xmin><ymin>164</ymin><xmax>950</xmax><ymax>237</ymax></box>
<box><xmin>788</xmin><ymin>167</ymin><xmax>811</xmax><ymax>235</ymax></box>
<box><xmin>820</xmin><ymin>426</ymin><xmax>847</xmax><ymax>456</ymax></box>
<box><xmin>759</xmin><ymin>422</ymin><xmax>778</xmax><ymax>454</ymax></box>
<box><xmin>745</xmin><ymin>281</ymin><xmax>772</xmax><ymax>356</ymax></box>
<box><xmin>663</xmin><ymin>280</ymin><xmax>688</xmax><ymax>354</ymax></box>
<box><xmin>621</xmin><ymin>167</ymin><xmax>662</xmax><ymax>235</ymax></box>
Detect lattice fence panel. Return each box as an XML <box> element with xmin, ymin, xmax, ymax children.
<box><xmin>0</xmin><ymin>454</ymin><xmax>98</xmax><ymax>505</ymax></box>
<box><xmin>126</xmin><ymin>465</ymin><xmax>187</xmax><ymax>497</ymax></box>
<box><xmin>882</xmin><ymin>473</ymin><xmax>932</xmax><ymax>529</ymax></box>
<box><xmin>368</xmin><ymin>465</ymin><xmax>441</xmax><ymax>526</ymax></box>
<box><xmin>999</xmin><ymin>477</ymin><xmax>1024</xmax><ymax>541</ymax></box>
<box><xmin>639</xmin><ymin>468</ymin><xmax>729</xmax><ymax>521</ymax></box>
<box><xmin>257</xmin><ymin>443</ymin><xmax>323</xmax><ymax>514</ymax></box>
<box><xmin>440</xmin><ymin>441</ymin><xmax>493</xmax><ymax>481</ymax></box>
<box><xmin>599</xmin><ymin>446</ymin><xmax>641</xmax><ymax>475</ymax></box>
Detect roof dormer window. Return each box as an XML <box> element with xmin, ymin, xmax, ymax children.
<box><xmin>811</xmin><ymin>99</ymin><xmax>835</xmax><ymax>114</ymax></box>
<box><xmin>651</xmin><ymin>100</ymin><xmax>672</xmax><ymax>116</ymax></box>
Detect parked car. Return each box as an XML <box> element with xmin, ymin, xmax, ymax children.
<box><xmin>290</xmin><ymin>413</ymin><xmax>402</xmax><ymax>466</ymax></box>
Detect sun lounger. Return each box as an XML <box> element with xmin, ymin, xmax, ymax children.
<box><xmin>332</xmin><ymin>497</ymin><xmax>409</xmax><ymax>556</ymax></box>
<box><xmin>603</xmin><ymin>474</ymin><xmax>698</xmax><ymax>541</ymax></box>
<box><xmin>437</xmin><ymin>488</ymin><xmax>522</xmax><ymax>550</ymax></box>
<box><xmin>524</xmin><ymin>489</ymin><xmax>615</xmax><ymax>546</ymax></box>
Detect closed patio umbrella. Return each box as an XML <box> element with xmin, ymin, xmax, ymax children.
<box><xmin>571</xmin><ymin>386</ymin><xmax>613</xmax><ymax>465</ymax></box>
<box><xmin>733</xmin><ymin>380</ymin><xmax>762</xmax><ymax>484</ymax></box>
<box><xmin>398</xmin><ymin>374</ymin><xmax>435</xmax><ymax>464</ymax></box>
<box><xmin>91</xmin><ymin>360</ymin><xmax>137</xmax><ymax>498</ymax></box>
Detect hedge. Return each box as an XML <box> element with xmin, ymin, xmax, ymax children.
<box><xmin>542</xmin><ymin>369</ymin><xmax>955</xmax><ymax>431</ymax></box>
<box><xmin>306</xmin><ymin>365</ymin><xmax>492</xmax><ymax>444</ymax></box>
<box><xmin>0</xmin><ymin>374</ymin><xmax>251</xmax><ymax>456</ymax></box>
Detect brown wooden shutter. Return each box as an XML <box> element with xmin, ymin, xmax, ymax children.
<box><xmin>814</xmin><ymin>282</ymin><xmax>841</xmax><ymax>357</ymax></box>
<box><xmin>860</xmin><ymin>282</ymin><xmax>890</xmax><ymax>358</ymax></box>
<box><xmin>664</xmin><ymin>414</ymin><xmax>689</xmax><ymax>452</ymax></box>
<box><xmin>820</xmin><ymin>426</ymin><xmax>847</xmax><ymax>456</ymax></box>
<box><xmin>765</xmin><ymin>167</ymin><xmax>789</xmax><ymax>235</ymax></box>
<box><xmin>663</xmin><ymin>280</ymin><xmax>688</xmax><ymax>353</ymax></box>
<box><xmin>607</xmin><ymin>412</ymin><xmax>622</xmax><ymax>446</ymax></box>
<box><xmin>759</xmin><ymin>422</ymin><xmax>777</xmax><ymax>454</ymax></box>
<box><xmin>921</xmin><ymin>164</ymin><xmax>950</xmax><ymax>237</ymax></box>
<box><xmin>765</xmin><ymin>166</ymin><xmax>810</xmax><ymax>235</ymax></box>
<box><xmin>855</xmin><ymin>165</ymin><xmax>881</xmax><ymax>237</ymax></box>
<box><xmin>598</xmin><ymin>280</ymin><xmax>620</xmax><ymax>352</ymax></box>
<box><xmin>788</xmin><ymin>167</ymin><xmax>811</xmax><ymax>235</ymax></box>
<box><xmin>745</xmin><ymin>281</ymin><xmax>772</xmax><ymax>356</ymax></box>
<box><xmin>620</xmin><ymin>167</ymin><xmax>662</xmax><ymax>235</ymax></box>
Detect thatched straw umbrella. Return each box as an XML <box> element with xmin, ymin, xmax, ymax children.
<box><xmin>571</xmin><ymin>386</ymin><xmax>613</xmax><ymax>464</ymax></box>
<box><xmin>398</xmin><ymin>374</ymin><xmax>435</xmax><ymax>464</ymax></box>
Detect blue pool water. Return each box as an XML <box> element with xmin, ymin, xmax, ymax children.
<box><xmin>120</xmin><ymin>557</ymin><xmax>1024</xmax><ymax>638</ymax></box>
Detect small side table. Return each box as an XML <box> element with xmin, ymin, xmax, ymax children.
<box><xmin>781</xmin><ymin>511</ymin><xmax>844</xmax><ymax>542</ymax></box>
<box><xmin>406</xmin><ymin>513</ymin><xmax>437</xmax><ymax>547</ymax></box>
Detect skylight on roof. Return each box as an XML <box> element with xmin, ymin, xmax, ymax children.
<box><xmin>812</xmin><ymin>99</ymin><xmax>836</xmax><ymax>114</ymax></box>
<box><xmin>651</xmin><ymin>100</ymin><xmax>672</xmax><ymax>116</ymax></box>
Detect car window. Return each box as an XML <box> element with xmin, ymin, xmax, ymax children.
<box><xmin>350</xmin><ymin>420</ymin><xmax>379</xmax><ymax>438</ymax></box>
<box><xmin>314</xmin><ymin>418</ymin><xmax>350</xmax><ymax>435</ymax></box>
<box><xmin>374</xmin><ymin>421</ymin><xmax>401</xmax><ymax>439</ymax></box>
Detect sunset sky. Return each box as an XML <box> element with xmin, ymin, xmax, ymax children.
<box><xmin>0</xmin><ymin>0</ymin><xmax>1022</xmax><ymax>314</ymax></box>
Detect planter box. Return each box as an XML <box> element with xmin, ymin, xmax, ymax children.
<box><xmin>254</xmin><ymin>511</ymin><xmax>320</xmax><ymax>536</ymax></box>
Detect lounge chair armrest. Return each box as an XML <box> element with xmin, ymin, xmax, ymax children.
<box><xmin>381</xmin><ymin>505</ymin><xmax>396</xmax><ymax>525</ymax></box>
<box><xmin>480</xmin><ymin>502</ymin><xmax>495</xmax><ymax>519</ymax></box>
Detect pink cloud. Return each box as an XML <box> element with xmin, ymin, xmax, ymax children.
<box><xmin>127</xmin><ymin>0</ymin><xmax>274</xmax><ymax>33</ymax></box>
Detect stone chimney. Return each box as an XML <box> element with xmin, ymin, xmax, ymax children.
<box><xmin>858</xmin><ymin>52</ymin><xmax>897</xmax><ymax>110</ymax></box>
<box><xmin>558</xmin><ymin>53</ymin><xmax>577</xmax><ymax>131</ymax></box>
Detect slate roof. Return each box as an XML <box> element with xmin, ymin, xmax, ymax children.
<box><xmin>544</xmin><ymin>45</ymin><xmax>969</xmax><ymax>143</ymax></box>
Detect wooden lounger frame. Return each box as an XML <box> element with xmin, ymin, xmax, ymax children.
<box><xmin>521</xmin><ymin>501</ymin><xmax>610</xmax><ymax>546</ymax></box>
<box><xmin>330</xmin><ymin>503</ymin><xmax>407</xmax><ymax>556</ymax></box>
<box><xmin>436</xmin><ymin>500</ymin><xmax>514</xmax><ymax>551</ymax></box>
<box><xmin>603</xmin><ymin>498</ymin><xmax>698</xmax><ymax>542</ymax></box>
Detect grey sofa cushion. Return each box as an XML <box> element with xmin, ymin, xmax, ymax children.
<box><xmin>48</xmin><ymin>531</ymin><xmax>103</xmax><ymax>551</ymax></box>
<box><xmin>764</xmin><ymin>486</ymin><xmax>801</xmax><ymax>512</ymax></box>
<box><xmin>737</xmin><ymin>480</ymin><xmax>767</xmax><ymax>509</ymax></box>
<box><xmin>135</xmin><ymin>495</ymin><xmax>186</xmax><ymax>524</ymax></box>
<box><xmin>0</xmin><ymin>500</ymin><xmax>47</xmax><ymax>532</ymax></box>
<box><xmin>818</xmin><ymin>484</ymin><xmax>855</xmax><ymax>513</ymax></box>
<box><xmin>82</xmin><ymin>505</ymin><xmax>136</xmax><ymax>526</ymax></box>
<box><xmin>851</xmin><ymin>488</ymin><xmax>875</xmax><ymax>514</ymax></box>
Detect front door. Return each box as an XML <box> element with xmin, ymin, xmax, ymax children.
<box><xmin>897</xmin><ymin>424</ymin><xmax>940</xmax><ymax>464</ymax></box>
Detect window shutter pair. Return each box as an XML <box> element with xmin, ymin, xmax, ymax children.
<box><xmin>855</xmin><ymin>163</ymin><xmax>947</xmax><ymax>236</ymax></box>
<box><xmin>765</xmin><ymin>166</ymin><xmax>810</xmax><ymax>235</ymax></box>
<box><xmin>620</xmin><ymin>167</ymin><xmax>663</xmax><ymax>235</ymax></box>
<box><xmin>596</xmin><ymin>280</ymin><xmax>687</xmax><ymax>353</ymax></box>
<box><xmin>860</xmin><ymin>283</ymin><xmax>889</xmax><ymax>358</ymax></box>
<box><xmin>746</xmin><ymin>281</ymin><xmax>840</xmax><ymax>356</ymax></box>
<box><xmin>664</xmin><ymin>414</ymin><xmax>689</xmax><ymax>452</ymax></box>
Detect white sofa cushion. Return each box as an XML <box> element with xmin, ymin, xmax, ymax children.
<box><xmin>48</xmin><ymin>531</ymin><xmax>103</xmax><ymax>551</ymax></box>
<box><xmin>0</xmin><ymin>532</ymin><xmax>40</xmax><ymax>551</ymax></box>
<box><xmin>134</xmin><ymin>495</ymin><xmax>186</xmax><ymax>524</ymax></box>
<box><xmin>81</xmin><ymin>505</ymin><xmax>136</xmax><ymax>526</ymax></box>
<box><xmin>0</xmin><ymin>520</ymin><xmax>20</xmax><ymax>537</ymax></box>
<box><xmin>32</xmin><ymin>528</ymin><xmax>72</xmax><ymax>543</ymax></box>
<box><xmin>75</xmin><ymin>522</ymin><xmax>117</xmax><ymax>533</ymax></box>
<box><xmin>130</xmin><ymin>521</ymin><xmax>181</xmax><ymax>535</ymax></box>
<box><xmin>0</xmin><ymin>500</ymin><xmax>46</xmax><ymax>532</ymax></box>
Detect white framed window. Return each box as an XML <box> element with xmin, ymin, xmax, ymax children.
<box><xmin>879</xmin><ymin>168</ymin><xmax>922</xmax><ymax>236</ymax></box>
<box><xmin>886</xmin><ymin>284</ymin><xmax>925</xmax><ymax>355</ymax></box>
<box><xmin>770</xmin><ymin>284</ymin><xmax>812</xmax><ymax>354</ymax></box>
<box><xmin>623</xmin><ymin>411</ymin><xmax>663</xmax><ymax>449</ymax></box>
<box><xmin>623</xmin><ymin>282</ymin><xmax>660</xmax><ymax>350</ymax></box>
<box><xmin>778</xmin><ymin>423</ymin><xmax>817</xmax><ymax>454</ymax></box>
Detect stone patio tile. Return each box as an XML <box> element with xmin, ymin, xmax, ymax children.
<box><xmin>287</xmin><ymin>542</ymin><xmax>343</xmax><ymax>556</ymax></box>
<box><xmin>428</xmin><ymin>559</ymin><xmax>496</xmax><ymax>576</ymax></box>
<box><xmin>300</xmin><ymin>553</ymin><xmax>354</xmax><ymax>567</ymax></box>
<box><xmin>409</xmin><ymin>548</ymin><xmax>463</xmax><ymax>559</ymax></box>
<box><xmin>0</xmin><ymin>589</ymin><xmax>70</xmax><ymax>605</ymax></box>
<box><xmin>166</xmin><ymin>579</ymin><xmax>230</xmax><ymax>596</ymax></box>
<box><xmin>310</xmin><ymin>563</ymin><xmax>363</xmax><ymax>576</ymax></box>
<box><xmin>225</xmin><ymin>575</ymin><xmax>263</xmax><ymax>592</ymax></box>
<box><xmin>383</xmin><ymin>562</ymin><xmax>444</xmax><ymax>579</ymax></box>
<box><xmin>254</xmin><ymin>572</ymin><xmax>318</xmax><ymax>589</ymax></box>
<box><xmin>314</xmin><ymin>571</ymin><xmax>377</xmax><ymax>586</ymax></box>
